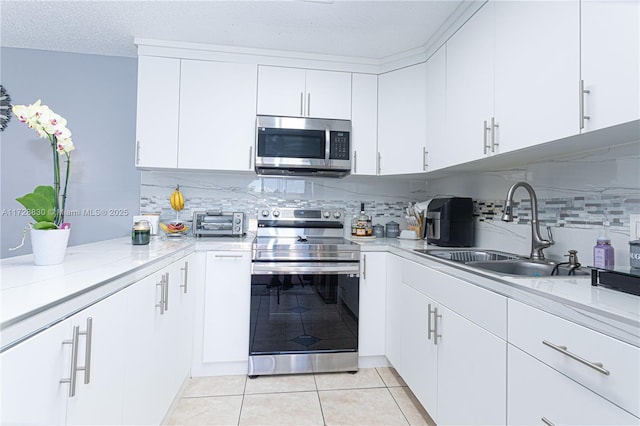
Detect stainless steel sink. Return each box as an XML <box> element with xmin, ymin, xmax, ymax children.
<box><xmin>465</xmin><ymin>260</ymin><xmax>590</xmax><ymax>277</ymax></box>
<box><xmin>413</xmin><ymin>249</ymin><xmax>590</xmax><ymax>277</ymax></box>
<box><xmin>414</xmin><ymin>249</ymin><xmax>520</xmax><ymax>262</ymax></box>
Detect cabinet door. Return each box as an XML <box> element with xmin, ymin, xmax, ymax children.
<box><xmin>423</xmin><ymin>46</ymin><xmax>448</xmax><ymax>171</ymax></box>
<box><xmin>178</xmin><ymin>60</ymin><xmax>257</xmax><ymax>171</ymax></box>
<box><xmin>122</xmin><ymin>270</ymin><xmax>175</xmax><ymax>425</ymax></box>
<box><xmin>0</xmin><ymin>318</ymin><xmax>70</xmax><ymax>425</ymax></box>
<box><xmin>135</xmin><ymin>56</ymin><xmax>180</xmax><ymax>168</ymax></box>
<box><xmin>202</xmin><ymin>251</ymin><xmax>251</xmax><ymax>363</ymax></box>
<box><xmin>351</xmin><ymin>73</ymin><xmax>378</xmax><ymax>175</ymax></box>
<box><xmin>446</xmin><ymin>1</ymin><xmax>494</xmax><ymax>164</ymax></box>
<box><xmin>437</xmin><ymin>305</ymin><xmax>507</xmax><ymax>426</ymax></box>
<box><xmin>494</xmin><ymin>1</ymin><xmax>579</xmax><ymax>153</ymax></box>
<box><xmin>162</xmin><ymin>256</ymin><xmax>196</xmax><ymax>394</ymax></box>
<box><xmin>378</xmin><ymin>62</ymin><xmax>428</xmax><ymax>175</ymax></box>
<box><xmin>66</xmin><ymin>293</ymin><xmax>127</xmax><ymax>425</ymax></box>
<box><xmin>257</xmin><ymin>66</ymin><xmax>306</xmax><ymax>117</ymax></box>
<box><xmin>581</xmin><ymin>0</ymin><xmax>640</xmax><ymax>132</ymax></box>
<box><xmin>385</xmin><ymin>254</ymin><xmax>403</xmax><ymax>368</ymax></box>
<box><xmin>305</xmin><ymin>69</ymin><xmax>352</xmax><ymax>120</ymax></box>
<box><xmin>358</xmin><ymin>252</ymin><xmax>386</xmax><ymax>356</ymax></box>
<box><xmin>508</xmin><ymin>345</ymin><xmax>639</xmax><ymax>425</ymax></box>
<box><xmin>399</xmin><ymin>283</ymin><xmax>438</xmax><ymax>420</ymax></box>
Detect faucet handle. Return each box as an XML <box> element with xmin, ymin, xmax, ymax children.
<box><xmin>565</xmin><ymin>249</ymin><xmax>579</xmax><ymax>267</ymax></box>
<box><xmin>546</xmin><ymin>226</ymin><xmax>555</xmax><ymax>244</ymax></box>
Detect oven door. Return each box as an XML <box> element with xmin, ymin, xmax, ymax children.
<box><xmin>249</xmin><ymin>263</ymin><xmax>359</xmax><ymax>358</ymax></box>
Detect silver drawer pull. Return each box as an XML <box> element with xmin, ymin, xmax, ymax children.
<box><xmin>61</xmin><ymin>325</ymin><xmax>81</xmax><ymax>397</ymax></box>
<box><xmin>542</xmin><ymin>340</ymin><xmax>610</xmax><ymax>376</ymax></box>
<box><xmin>541</xmin><ymin>417</ymin><xmax>555</xmax><ymax>426</ymax></box>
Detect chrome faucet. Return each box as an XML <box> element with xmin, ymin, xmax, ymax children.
<box><xmin>501</xmin><ymin>181</ymin><xmax>554</xmax><ymax>260</ymax></box>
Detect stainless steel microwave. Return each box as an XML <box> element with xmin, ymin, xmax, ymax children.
<box><xmin>254</xmin><ymin>115</ymin><xmax>351</xmax><ymax>178</ymax></box>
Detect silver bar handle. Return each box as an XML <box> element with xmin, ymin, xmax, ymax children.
<box><xmin>427</xmin><ymin>303</ymin><xmax>434</xmax><ymax>340</ymax></box>
<box><xmin>491</xmin><ymin>117</ymin><xmax>499</xmax><ymax>153</ymax></box>
<box><xmin>377</xmin><ymin>152</ymin><xmax>381</xmax><ymax>175</ymax></box>
<box><xmin>180</xmin><ymin>261</ymin><xmax>189</xmax><ymax>294</ymax></box>
<box><xmin>80</xmin><ymin>317</ymin><xmax>93</xmax><ymax>385</ymax></box>
<box><xmin>541</xmin><ymin>417</ymin><xmax>555</xmax><ymax>426</ymax></box>
<box><xmin>61</xmin><ymin>325</ymin><xmax>80</xmax><ymax>397</ymax></box>
<box><xmin>248</xmin><ymin>146</ymin><xmax>253</xmax><ymax>170</ymax></box>
<box><xmin>300</xmin><ymin>92</ymin><xmax>304</xmax><ymax>116</ymax></box>
<box><xmin>135</xmin><ymin>141</ymin><xmax>141</xmax><ymax>165</ymax></box>
<box><xmin>214</xmin><ymin>254</ymin><xmax>244</xmax><ymax>259</ymax></box>
<box><xmin>423</xmin><ymin>147</ymin><xmax>428</xmax><ymax>171</ymax></box>
<box><xmin>163</xmin><ymin>272</ymin><xmax>169</xmax><ymax>312</ymax></box>
<box><xmin>353</xmin><ymin>151</ymin><xmax>357</xmax><ymax>174</ymax></box>
<box><xmin>433</xmin><ymin>306</ymin><xmax>442</xmax><ymax>345</ymax></box>
<box><xmin>483</xmin><ymin>120</ymin><xmax>491</xmax><ymax>154</ymax></box>
<box><xmin>156</xmin><ymin>275</ymin><xmax>165</xmax><ymax>315</ymax></box>
<box><xmin>307</xmin><ymin>93</ymin><xmax>311</xmax><ymax>117</ymax></box>
<box><xmin>542</xmin><ymin>340</ymin><xmax>610</xmax><ymax>376</ymax></box>
<box><xmin>579</xmin><ymin>80</ymin><xmax>590</xmax><ymax>129</ymax></box>
<box><xmin>362</xmin><ymin>254</ymin><xmax>367</xmax><ymax>280</ymax></box>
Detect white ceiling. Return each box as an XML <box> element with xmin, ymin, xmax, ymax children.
<box><xmin>0</xmin><ymin>1</ymin><xmax>471</xmax><ymax>59</ymax></box>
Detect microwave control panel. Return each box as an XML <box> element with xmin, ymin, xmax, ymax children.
<box><xmin>329</xmin><ymin>131</ymin><xmax>350</xmax><ymax>160</ymax></box>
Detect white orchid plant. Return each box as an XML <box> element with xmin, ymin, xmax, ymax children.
<box><xmin>12</xmin><ymin>99</ymin><xmax>75</xmax><ymax>230</ymax></box>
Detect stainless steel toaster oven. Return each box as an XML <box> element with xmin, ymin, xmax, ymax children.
<box><xmin>192</xmin><ymin>210</ymin><xmax>245</xmax><ymax>237</ymax></box>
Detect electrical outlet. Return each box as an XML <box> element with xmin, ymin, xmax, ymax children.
<box><xmin>630</xmin><ymin>214</ymin><xmax>640</xmax><ymax>239</ymax></box>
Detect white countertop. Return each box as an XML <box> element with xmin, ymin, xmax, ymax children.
<box><xmin>352</xmin><ymin>236</ymin><xmax>640</xmax><ymax>347</ymax></box>
<box><xmin>2</xmin><ymin>233</ymin><xmax>638</xmax><ymax>351</ymax></box>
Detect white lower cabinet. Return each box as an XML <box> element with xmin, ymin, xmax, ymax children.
<box><xmin>358</xmin><ymin>252</ymin><xmax>387</xmax><ymax>357</ymax></box>
<box><xmin>1</xmin><ymin>289</ymin><xmax>127</xmax><ymax>425</ymax></box>
<box><xmin>202</xmin><ymin>251</ymin><xmax>251</xmax><ymax>364</ymax></box>
<box><xmin>387</xmin><ymin>255</ymin><xmax>507</xmax><ymax>425</ymax></box>
<box><xmin>508</xmin><ymin>345</ymin><xmax>639</xmax><ymax>425</ymax></box>
<box><xmin>122</xmin><ymin>254</ymin><xmax>195</xmax><ymax>425</ymax></box>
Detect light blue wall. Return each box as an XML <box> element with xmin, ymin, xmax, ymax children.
<box><xmin>1</xmin><ymin>48</ymin><xmax>140</xmax><ymax>258</ymax></box>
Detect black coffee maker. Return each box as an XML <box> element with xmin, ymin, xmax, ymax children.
<box><xmin>424</xmin><ymin>197</ymin><xmax>474</xmax><ymax>247</ymax></box>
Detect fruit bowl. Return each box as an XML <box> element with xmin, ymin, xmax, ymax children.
<box><xmin>160</xmin><ymin>220</ymin><xmax>189</xmax><ymax>236</ymax></box>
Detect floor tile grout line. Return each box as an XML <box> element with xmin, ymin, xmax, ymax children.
<box><xmin>386</xmin><ymin>386</ymin><xmax>412</xmax><ymax>426</ymax></box>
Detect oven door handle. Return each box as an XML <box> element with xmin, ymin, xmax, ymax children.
<box><xmin>251</xmin><ymin>262</ymin><xmax>360</xmax><ymax>275</ymax></box>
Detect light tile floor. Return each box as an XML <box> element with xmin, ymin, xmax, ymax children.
<box><xmin>167</xmin><ymin>367</ymin><xmax>436</xmax><ymax>426</ymax></box>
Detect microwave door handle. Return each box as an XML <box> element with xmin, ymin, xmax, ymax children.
<box><xmin>325</xmin><ymin>129</ymin><xmax>331</xmax><ymax>165</ymax></box>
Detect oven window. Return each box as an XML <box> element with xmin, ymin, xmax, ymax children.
<box><xmin>249</xmin><ymin>273</ymin><xmax>359</xmax><ymax>355</ymax></box>
<box><xmin>257</xmin><ymin>128</ymin><xmax>326</xmax><ymax>159</ymax></box>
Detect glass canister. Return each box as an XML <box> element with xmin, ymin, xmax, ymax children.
<box><xmin>132</xmin><ymin>220</ymin><xmax>151</xmax><ymax>245</ymax></box>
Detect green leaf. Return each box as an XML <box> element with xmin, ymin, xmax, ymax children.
<box><xmin>33</xmin><ymin>221</ymin><xmax>58</xmax><ymax>230</ymax></box>
<box><xmin>16</xmin><ymin>186</ymin><xmax>56</xmax><ymax>223</ymax></box>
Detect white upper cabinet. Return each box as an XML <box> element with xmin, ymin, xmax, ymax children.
<box><xmin>257</xmin><ymin>65</ymin><xmax>351</xmax><ymax>120</ymax></box>
<box><xmin>351</xmin><ymin>73</ymin><xmax>378</xmax><ymax>175</ymax></box>
<box><xmin>581</xmin><ymin>0</ymin><xmax>640</xmax><ymax>132</ymax></box>
<box><xmin>178</xmin><ymin>60</ymin><xmax>257</xmax><ymax>171</ymax></box>
<box><xmin>423</xmin><ymin>46</ymin><xmax>448</xmax><ymax>171</ymax></box>
<box><xmin>135</xmin><ymin>56</ymin><xmax>180</xmax><ymax>168</ymax></box>
<box><xmin>378</xmin><ymin>62</ymin><xmax>428</xmax><ymax>175</ymax></box>
<box><xmin>445</xmin><ymin>1</ymin><xmax>495</xmax><ymax>164</ymax></box>
<box><xmin>494</xmin><ymin>0</ymin><xmax>580</xmax><ymax>153</ymax></box>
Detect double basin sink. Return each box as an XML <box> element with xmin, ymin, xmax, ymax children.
<box><xmin>414</xmin><ymin>249</ymin><xmax>590</xmax><ymax>278</ymax></box>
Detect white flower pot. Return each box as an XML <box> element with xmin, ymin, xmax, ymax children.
<box><xmin>30</xmin><ymin>228</ymin><xmax>71</xmax><ymax>266</ymax></box>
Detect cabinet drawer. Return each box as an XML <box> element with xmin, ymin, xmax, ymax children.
<box><xmin>508</xmin><ymin>299</ymin><xmax>640</xmax><ymax>417</ymax></box>
<box><xmin>401</xmin><ymin>259</ymin><xmax>507</xmax><ymax>339</ymax></box>
<box><xmin>508</xmin><ymin>345</ymin><xmax>639</xmax><ymax>425</ymax></box>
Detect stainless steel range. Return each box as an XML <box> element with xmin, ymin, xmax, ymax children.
<box><xmin>249</xmin><ymin>207</ymin><xmax>361</xmax><ymax>377</ymax></box>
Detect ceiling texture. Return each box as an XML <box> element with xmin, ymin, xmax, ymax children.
<box><xmin>0</xmin><ymin>1</ymin><xmax>473</xmax><ymax>60</ymax></box>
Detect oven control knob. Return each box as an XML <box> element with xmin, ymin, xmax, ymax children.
<box><xmin>323</xmin><ymin>211</ymin><xmax>331</xmax><ymax>218</ymax></box>
<box><xmin>333</xmin><ymin>211</ymin><xmax>342</xmax><ymax>219</ymax></box>
<box><xmin>272</xmin><ymin>209</ymin><xmax>280</xmax><ymax>217</ymax></box>
<box><xmin>261</xmin><ymin>209</ymin><xmax>270</xmax><ymax>217</ymax></box>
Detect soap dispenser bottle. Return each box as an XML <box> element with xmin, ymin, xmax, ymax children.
<box><xmin>593</xmin><ymin>230</ymin><xmax>615</xmax><ymax>269</ymax></box>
